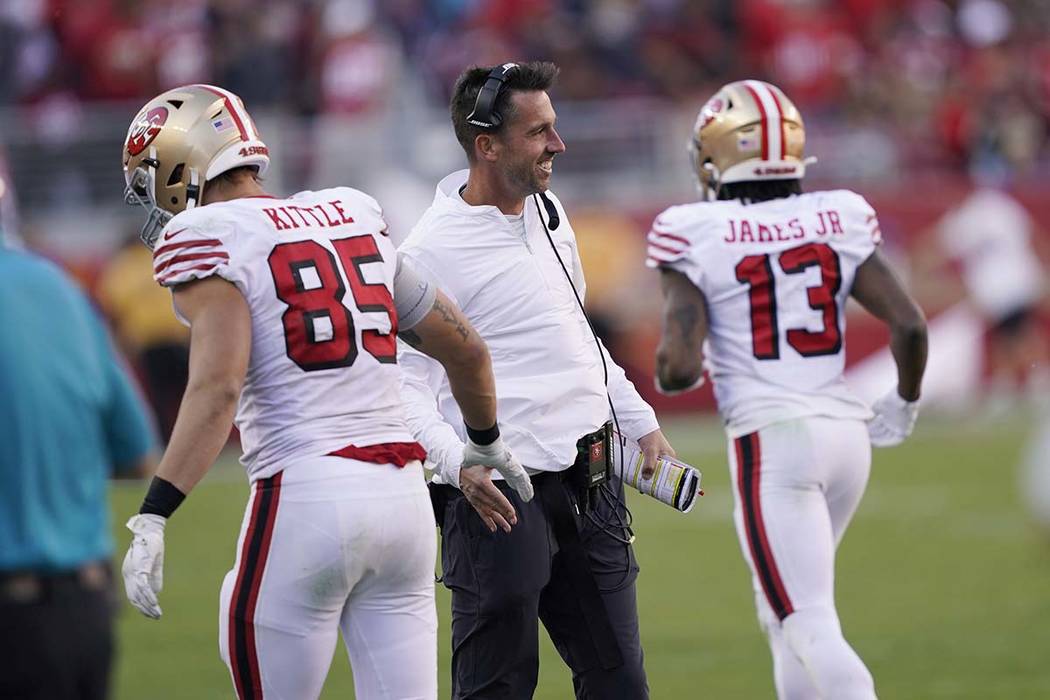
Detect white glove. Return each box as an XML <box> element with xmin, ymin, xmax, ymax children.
<box><xmin>867</xmin><ymin>389</ymin><xmax>920</xmax><ymax>447</ymax></box>
<box><xmin>462</xmin><ymin>435</ymin><xmax>534</xmax><ymax>502</ymax></box>
<box><xmin>122</xmin><ymin>514</ymin><xmax>167</xmax><ymax>619</ymax></box>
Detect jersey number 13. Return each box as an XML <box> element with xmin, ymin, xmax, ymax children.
<box><xmin>734</xmin><ymin>242</ymin><xmax>842</xmax><ymax>360</ymax></box>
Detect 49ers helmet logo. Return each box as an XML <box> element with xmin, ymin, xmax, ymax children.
<box><xmin>125</xmin><ymin>106</ymin><xmax>169</xmax><ymax>157</ymax></box>
<box><xmin>698</xmin><ymin>97</ymin><xmax>725</xmax><ymax>130</ymax></box>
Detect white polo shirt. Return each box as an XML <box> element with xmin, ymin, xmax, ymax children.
<box><xmin>398</xmin><ymin>169</ymin><xmax>660</xmax><ymax>486</ymax></box>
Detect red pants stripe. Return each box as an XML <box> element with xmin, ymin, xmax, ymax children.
<box><xmin>228</xmin><ymin>473</ymin><xmax>283</xmax><ymax>699</ymax></box>
<box><xmin>735</xmin><ymin>433</ymin><xmax>794</xmax><ymax>620</ymax></box>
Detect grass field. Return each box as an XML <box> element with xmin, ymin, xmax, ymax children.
<box><xmin>109</xmin><ymin>414</ymin><xmax>1050</xmax><ymax>699</ymax></box>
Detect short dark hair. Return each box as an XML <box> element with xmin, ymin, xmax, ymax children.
<box><xmin>207</xmin><ymin>165</ymin><xmax>260</xmax><ymax>188</ymax></box>
<box><xmin>718</xmin><ymin>179</ymin><xmax>803</xmax><ymax>203</ymax></box>
<box><xmin>450</xmin><ymin>61</ymin><xmax>560</xmax><ymax>161</ymax></box>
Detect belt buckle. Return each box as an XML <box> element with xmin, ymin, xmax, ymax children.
<box><xmin>78</xmin><ymin>562</ymin><xmax>109</xmax><ymax>591</ymax></box>
<box><xmin>2</xmin><ymin>573</ymin><xmax>42</xmax><ymax>603</ymax></box>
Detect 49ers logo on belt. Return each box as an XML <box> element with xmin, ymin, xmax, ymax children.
<box><xmin>590</xmin><ymin>441</ymin><xmax>604</xmax><ymax>462</ymax></box>
<box><xmin>125</xmin><ymin>107</ymin><xmax>169</xmax><ymax>157</ymax></box>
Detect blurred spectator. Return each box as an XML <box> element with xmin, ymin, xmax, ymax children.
<box><xmin>918</xmin><ymin>186</ymin><xmax>1050</xmax><ymax>406</ymax></box>
<box><xmin>309</xmin><ymin>0</ymin><xmax>404</xmax><ymax>192</ymax></box>
<box><xmin>0</xmin><ymin>147</ymin><xmax>23</xmax><ymax>249</ymax></box>
<box><xmin>0</xmin><ymin>212</ymin><xmax>157</xmax><ymax>698</ymax></box>
<box><xmin>0</xmin><ymin>0</ymin><xmax>1047</xmax><ymax>175</ymax></box>
<box><xmin>96</xmin><ymin>231</ymin><xmax>190</xmax><ymax>442</ymax></box>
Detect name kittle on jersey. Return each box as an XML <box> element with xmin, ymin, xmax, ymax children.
<box><xmin>724</xmin><ymin>209</ymin><xmax>844</xmax><ymax>244</ymax></box>
<box><xmin>260</xmin><ymin>200</ymin><xmax>356</xmax><ymax>231</ymax></box>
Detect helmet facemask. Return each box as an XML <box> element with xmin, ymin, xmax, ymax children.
<box><xmin>123</xmin><ymin>147</ymin><xmax>202</xmax><ymax>249</ymax></box>
<box><xmin>689</xmin><ymin>137</ymin><xmax>722</xmax><ymax>202</ymax></box>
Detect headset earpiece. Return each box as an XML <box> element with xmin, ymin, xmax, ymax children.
<box><xmin>467</xmin><ymin>62</ymin><xmax>519</xmax><ymax>129</ymax></box>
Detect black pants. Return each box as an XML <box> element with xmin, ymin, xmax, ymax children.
<box><xmin>435</xmin><ymin>474</ymin><xmax>648</xmax><ymax>700</ymax></box>
<box><xmin>0</xmin><ymin>565</ymin><xmax>114</xmax><ymax>700</ymax></box>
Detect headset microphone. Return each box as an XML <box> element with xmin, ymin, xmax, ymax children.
<box><xmin>539</xmin><ymin>191</ymin><xmax>560</xmax><ymax>230</ymax></box>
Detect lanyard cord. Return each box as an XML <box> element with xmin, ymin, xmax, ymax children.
<box><xmin>531</xmin><ymin>194</ymin><xmax>636</xmax><ymax>566</ymax></box>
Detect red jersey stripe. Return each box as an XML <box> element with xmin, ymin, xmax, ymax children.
<box><xmin>646</xmin><ymin>238</ymin><xmax>687</xmax><ymax>256</ymax></box>
<box><xmin>155</xmin><ymin>251</ymin><xmax>230</xmax><ymax>275</ymax></box>
<box><xmin>153</xmin><ymin>238</ymin><xmax>224</xmax><ymax>258</ymax></box>
<box><xmin>157</xmin><ymin>262</ymin><xmax>225</xmax><ymax>285</ymax></box>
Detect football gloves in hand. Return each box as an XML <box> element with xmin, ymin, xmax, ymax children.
<box><xmin>122</xmin><ymin>513</ymin><xmax>167</xmax><ymax>619</ymax></box>
<box><xmin>867</xmin><ymin>389</ymin><xmax>919</xmax><ymax>447</ymax></box>
<box><xmin>462</xmin><ymin>436</ymin><xmax>534</xmax><ymax>502</ymax></box>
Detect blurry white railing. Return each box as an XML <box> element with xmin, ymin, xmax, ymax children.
<box><xmin>0</xmin><ymin>98</ymin><xmax>906</xmax><ymax>257</ymax></box>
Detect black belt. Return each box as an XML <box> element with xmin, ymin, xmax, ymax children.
<box><xmin>0</xmin><ymin>561</ymin><xmax>111</xmax><ymax>603</ymax></box>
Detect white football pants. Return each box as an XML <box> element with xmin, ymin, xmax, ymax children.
<box><xmin>728</xmin><ymin>417</ymin><xmax>877</xmax><ymax>700</ymax></box>
<box><xmin>218</xmin><ymin>457</ymin><xmax>437</xmax><ymax>700</ymax></box>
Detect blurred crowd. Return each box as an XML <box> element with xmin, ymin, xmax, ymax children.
<box><xmin>1</xmin><ymin>0</ymin><xmax>1049</xmax><ymax>176</ymax></box>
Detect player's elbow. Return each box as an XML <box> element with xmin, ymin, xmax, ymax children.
<box><xmin>187</xmin><ymin>373</ymin><xmax>243</xmax><ymax>409</ymax></box>
<box><xmin>893</xmin><ymin>304</ymin><xmax>928</xmax><ymax>346</ymax></box>
<box><xmin>445</xmin><ymin>333</ymin><xmax>491</xmax><ymax>376</ymax></box>
<box><xmin>655</xmin><ymin>347</ymin><xmax>702</xmax><ymax>393</ymax></box>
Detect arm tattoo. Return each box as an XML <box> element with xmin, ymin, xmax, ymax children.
<box><xmin>432</xmin><ymin>297</ymin><xmax>470</xmax><ymax>343</ymax></box>
<box><xmin>398</xmin><ymin>328</ymin><xmax>423</xmax><ymax>349</ymax></box>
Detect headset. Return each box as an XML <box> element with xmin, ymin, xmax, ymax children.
<box><xmin>467</xmin><ymin>62</ymin><xmax>520</xmax><ymax>129</ymax></box>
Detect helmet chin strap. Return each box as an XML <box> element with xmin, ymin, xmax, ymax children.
<box><xmin>185</xmin><ymin>168</ymin><xmax>201</xmax><ymax>211</ymax></box>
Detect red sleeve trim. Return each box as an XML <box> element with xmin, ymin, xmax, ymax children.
<box><xmin>157</xmin><ymin>262</ymin><xmax>226</xmax><ymax>285</ymax></box>
<box><xmin>154</xmin><ymin>238</ymin><xmax>224</xmax><ymax>258</ymax></box>
<box><xmin>155</xmin><ymin>251</ymin><xmax>230</xmax><ymax>275</ymax></box>
<box><xmin>649</xmin><ymin>227</ymin><xmax>691</xmax><ymax>247</ymax></box>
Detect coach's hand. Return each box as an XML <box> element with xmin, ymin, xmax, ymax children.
<box><xmin>463</xmin><ymin>436</ymin><xmax>534</xmax><ymax>502</ymax></box>
<box><xmin>122</xmin><ymin>514</ymin><xmax>167</xmax><ymax>619</ymax></box>
<box><xmin>459</xmin><ymin>467</ymin><xmax>519</xmax><ymax>534</ymax></box>
<box><xmin>867</xmin><ymin>389</ymin><xmax>919</xmax><ymax>447</ymax></box>
<box><xmin>638</xmin><ymin>429</ymin><xmax>676</xmax><ymax>479</ymax></box>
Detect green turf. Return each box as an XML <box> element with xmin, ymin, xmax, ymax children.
<box><xmin>109</xmin><ymin>415</ymin><xmax>1050</xmax><ymax>699</ymax></box>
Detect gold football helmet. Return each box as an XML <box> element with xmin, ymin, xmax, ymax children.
<box><xmin>122</xmin><ymin>84</ymin><xmax>270</xmax><ymax>248</ymax></box>
<box><xmin>688</xmin><ymin>80</ymin><xmax>811</xmax><ymax>200</ymax></box>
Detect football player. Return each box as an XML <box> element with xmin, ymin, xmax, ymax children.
<box><xmin>648</xmin><ymin>80</ymin><xmax>928</xmax><ymax>699</ymax></box>
<box><xmin>118</xmin><ymin>84</ymin><xmax>533</xmax><ymax>700</ymax></box>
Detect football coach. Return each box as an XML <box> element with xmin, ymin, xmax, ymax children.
<box><xmin>397</xmin><ymin>61</ymin><xmax>676</xmax><ymax>699</ymax></box>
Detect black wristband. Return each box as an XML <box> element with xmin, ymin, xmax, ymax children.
<box><xmin>465</xmin><ymin>421</ymin><xmax>500</xmax><ymax>446</ymax></box>
<box><xmin>139</xmin><ymin>476</ymin><xmax>186</xmax><ymax>518</ymax></box>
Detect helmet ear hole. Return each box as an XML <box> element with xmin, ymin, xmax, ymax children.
<box><xmin>170</xmin><ymin>196</ymin><xmax>179</xmax><ymax>205</ymax></box>
<box><xmin>167</xmin><ymin>163</ymin><xmax>185</xmax><ymax>187</ymax></box>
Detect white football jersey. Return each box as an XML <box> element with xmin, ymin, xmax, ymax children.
<box><xmin>648</xmin><ymin>190</ymin><xmax>880</xmax><ymax>437</ymax></box>
<box><xmin>153</xmin><ymin>187</ymin><xmax>415</xmax><ymax>480</ymax></box>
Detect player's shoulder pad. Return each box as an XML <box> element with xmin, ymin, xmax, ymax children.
<box><xmin>823</xmin><ymin>189</ymin><xmax>881</xmax><ymax>246</ymax></box>
<box><xmin>152</xmin><ymin>207</ymin><xmax>238</xmax><ymax>287</ymax></box>
<box><xmin>645</xmin><ymin>201</ymin><xmax>718</xmax><ymax>268</ymax></box>
<box><xmin>325</xmin><ymin>186</ymin><xmax>388</xmax><ymax>235</ymax></box>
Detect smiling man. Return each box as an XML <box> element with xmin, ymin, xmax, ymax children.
<box><xmin>398</xmin><ymin>62</ymin><xmax>675</xmax><ymax>699</ymax></box>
